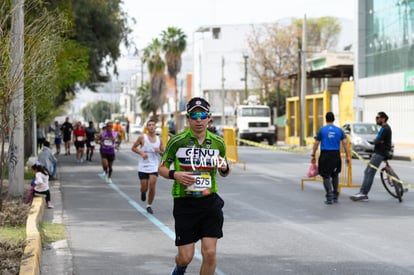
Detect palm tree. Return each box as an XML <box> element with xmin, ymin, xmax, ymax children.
<box><xmin>136</xmin><ymin>82</ymin><xmax>156</xmax><ymax>119</ymax></box>
<box><xmin>160</xmin><ymin>27</ymin><xmax>187</xmax><ymax>117</ymax></box>
<box><xmin>142</xmin><ymin>38</ymin><xmax>166</xmax><ymax>118</ymax></box>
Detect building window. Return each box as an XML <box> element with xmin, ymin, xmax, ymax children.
<box><xmin>212</xmin><ymin>28</ymin><xmax>221</xmax><ymax>39</ymax></box>
<box><xmin>361</xmin><ymin>0</ymin><xmax>414</xmax><ymax>77</ymax></box>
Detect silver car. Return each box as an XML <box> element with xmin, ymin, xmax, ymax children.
<box><xmin>342</xmin><ymin>122</ymin><xmax>381</xmax><ymax>158</ymax></box>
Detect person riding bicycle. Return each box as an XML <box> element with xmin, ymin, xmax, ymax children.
<box><xmin>350</xmin><ymin>111</ymin><xmax>392</xmax><ymax>202</ymax></box>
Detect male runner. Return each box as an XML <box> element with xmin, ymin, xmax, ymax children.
<box><xmin>159</xmin><ymin>97</ymin><xmax>230</xmax><ymax>275</ymax></box>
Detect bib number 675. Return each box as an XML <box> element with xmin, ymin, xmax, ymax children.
<box><xmin>195</xmin><ymin>176</ymin><xmax>210</xmax><ymax>186</ymax></box>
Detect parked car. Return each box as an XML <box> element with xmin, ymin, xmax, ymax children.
<box><xmin>342</xmin><ymin>122</ymin><xmax>393</xmax><ymax>158</ymax></box>
<box><xmin>141</xmin><ymin>121</ymin><xmax>162</xmax><ymax>136</ymax></box>
<box><xmin>130</xmin><ymin>124</ymin><xmax>143</xmax><ymax>134</ymax></box>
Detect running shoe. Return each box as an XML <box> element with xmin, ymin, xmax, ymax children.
<box><xmin>107</xmin><ymin>178</ymin><xmax>113</xmax><ymax>184</ymax></box>
<box><xmin>350</xmin><ymin>193</ymin><xmax>369</xmax><ymax>201</ymax></box>
<box><xmin>146</xmin><ymin>206</ymin><xmax>153</xmax><ymax>214</ymax></box>
<box><xmin>98</xmin><ymin>172</ymin><xmax>106</xmax><ymax>179</ymax></box>
<box><xmin>324</xmin><ymin>200</ymin><xmax>333</xmax><ymax>205</ymax></box>
<box><xmin>171</xmin><ymin>265</ymin><xmax>187</xmax><ymax>275</ymax></box>
<box><xmin>47</xmin><ymin>203</ymin><xmax>54</xmax><ymax>209</ymax></box>
<box><xmin>141</xmin><ymin>192</ymin><xmax>146</xmax><ymax>202</ymax></box>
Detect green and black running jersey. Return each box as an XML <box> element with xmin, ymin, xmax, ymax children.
<box><xmin>161</xmin><ymin>128</ymin><xmax>227</xmax><ymax>198</ymax></box>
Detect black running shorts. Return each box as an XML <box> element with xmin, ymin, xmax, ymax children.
<box><xmin>173</xmin><ymin>193</ymin><xmax>224</xmax><ymax>246</ymax></box>
<box><xmin>100</xmin><ymin>153</ymin><xmax>115</xmax><ymax>162</ymax></box>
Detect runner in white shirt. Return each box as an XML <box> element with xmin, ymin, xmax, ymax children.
<box><xmin>131</xmin><ymin>119</ymin><xmax>164</xmax><ymax>214</ymax></box>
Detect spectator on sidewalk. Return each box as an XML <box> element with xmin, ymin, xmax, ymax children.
<box><xmin>38</xmin><ymin>141</ymin><xmax>58</xmax><ymax>179</ymax></box>
<box><xmin>37</xmin><ymin>123</ymin><xmax>46</xmax><ymax>151</ymax></box>
<box><xmin>31</xmin><ymin>162</ymin><xmax>54</xmax><ymax>208</ymax></box>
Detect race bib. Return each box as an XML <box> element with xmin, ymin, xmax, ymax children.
<box><xmin>77</xmin><ymin>136</ymin><xmax>84</xmax><ymax>141</ymax></box>
<box><xmin>103</xmin><ymin>139</ymin><xmax>112</xmax><ymax>146</ymax></box>
<box><xmin>90</xmin><ymin>141</ymin><xmax>95</xmax><ymax>146</ymax></box>
<box><xmin>185</xmin><ymin>172</ymin><xmax>211</xmax><ymax>192</ymax></box>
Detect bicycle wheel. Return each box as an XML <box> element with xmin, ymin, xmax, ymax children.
<box><xmin>380</xmin><ymin>167</ymin><xmax>404</xmax><ymax>202</ymax></box>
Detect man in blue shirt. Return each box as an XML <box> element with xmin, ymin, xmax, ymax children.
<box><xmin>311</xmin><ymin>112</ymin><xmax>350</xmax><ymax>204</ymax></box>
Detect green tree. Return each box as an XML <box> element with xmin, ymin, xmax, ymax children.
<box><xmin>247</xmin><ymin>23</ymin><xmax>298</xmax><ymax>116</ymax></box>
<box><xmin>0</xmin><ymin>0</ymin><xmax>75</xmax><ymax>198</ymax></box>
<box><xmin>83</xmin><ymin>100</ymin><xmax>119</xmax><ymax>123</ymax></box>
<box><xmin>247</xmin><ymin>17</ymin><xmax>342</xmax><ymax>117</ymax></box>
<box><xmin>292</xmin><ymin>16</ymin><xmax>342</xmax><ymax>53</ymax></box>
<box><xmin>136</xmin><ymin>82</ymin><xmax>156</xmax><ymax>119</ymax></box>
<box><xmin>142</xmin><ymin>38</ymin><xmax>166</xmax><ymax>116</ymax></box>
<box><xmin>26</xmin><ymin>0</ymin><xmax>132</xmax><ymax>97</ymax></box>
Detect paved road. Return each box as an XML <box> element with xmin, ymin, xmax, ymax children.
<box><xmin>42</xmin><ymin>143</ymin><xmax>414</xmax><ymax>275</ymax></box>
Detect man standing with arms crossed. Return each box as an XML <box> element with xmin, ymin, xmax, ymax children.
<box><xmin>159</xmin><ymin>97</ymin><xmax>230</xmax><ymax>275</ymax></box>
<box><xmin>131</xmin><ymin>119</ymin><xmax>164</xmax><ymax>214</ymax></box>
<box><xmin>311</xmin><ymin>112</ymin><xmax>350</xmax><ymax>204</ymax></box>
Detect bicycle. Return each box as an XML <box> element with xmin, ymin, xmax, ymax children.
<box><xmin>380</xmin><ymin>159</ymin><xmax>404</xmax><ymax>202</ymax></box>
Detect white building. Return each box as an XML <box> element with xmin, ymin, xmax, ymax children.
<box><xmin>356</xmin><ymin>0</ymin><xmax>414</xmax><ymax>144</ymax></box>
<box><xmin>193</xmin><ymin>19</ymin><xmax>353</xmax><ymax>126</ymax></box>
<box><xmin>193</xmin><ymin>24</ymin><xmax>255</xmax><ymax>125</ymax></box>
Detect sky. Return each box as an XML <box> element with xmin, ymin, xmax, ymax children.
<box><xmin>114</xmin><ymin>0</ymin><xmax>355</xmax><ymax>81</ymax></box>
<box><xmin>121</xmin><ymin>0</ymin><xmax>355</xmax><ymax>51</ymax></box>
<box><xmin>71</xmin><ymin>0</ymin><xmax>356</xmax><ymax>117</ymax></box>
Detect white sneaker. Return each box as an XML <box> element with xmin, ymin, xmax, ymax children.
<box><xmin>47</xmin><ymin>203</ymin><xmax>54</xmax><ymax>209</ymax></box>
<box><xmin>107</xmin><ymin>178</ymin><xmax>113</xmax><ymax>184</ymax></box>
<box><xmin>98</xmin><ymin>172</ymin><xmax>106</xmax><ymax>179</ymax></box>
<box><xmin>350</xmin><ymin>193</ymin><xmax>369</xmax><ymax>201</ymax></box>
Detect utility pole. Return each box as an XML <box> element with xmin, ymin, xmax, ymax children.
<box><xmin>299</xmin><ymin>14</ymin><xmax>307</xmax><ymax>147</ymax></box>
<box><xmin>9</xmin><ymin>0</ymin><xmax>25</xmax><ymax>196</ymax></box>
<box><xmin>221</xmin><ymin>56</ymin><xmax>226</xmax><ymax>125</ymax></box>
<box><xmin>243</xmin><ymin>55</ymin><xmax>248</xmax><ymax>100</ymax></box>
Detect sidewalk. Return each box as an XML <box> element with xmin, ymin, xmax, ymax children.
<box><xmin>392</xmin><ymin>143</ymin><xmax>414</xmax><ymax>161</ymax></box>
<box><xmin>39</xmin><ymin>179</ymin><xmax>73</xmax><ymax>274</ymax></box>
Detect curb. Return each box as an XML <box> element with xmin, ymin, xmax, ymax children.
<box><xmin>392</xmin><ymin>155</ymin><xmax>414</xmax><ymax>161</ymax></box>
<box><xmin>19</xmin><ymin>197</ymin><xmax>44</xmax><ymax>275</ymax></box>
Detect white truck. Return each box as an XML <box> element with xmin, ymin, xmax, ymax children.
<box><xmin>235</xmin><ymin>104</ymin><xmax>276</xmax><ymax>145</ymax></box>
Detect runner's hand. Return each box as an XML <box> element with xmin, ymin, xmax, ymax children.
<box><xmin>175</xmin><ymin>172</ymin><xmax>196</xmax><ymax>186</ymax></box>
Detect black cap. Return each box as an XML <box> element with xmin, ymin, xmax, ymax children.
<box><xmin>186</xmin><ymin>97</ymin><xmax>210</xmax><ymax>112</ymax></box>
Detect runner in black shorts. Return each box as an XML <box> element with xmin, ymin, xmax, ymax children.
<box><xmin>132</xmin><ymin>120</ymin><xmax>164</xmax><ymax>214</ymax></box>
<box><xmin>159</xmin><ymin>97</ymin><xmax>230</xmax><ymax>275</ymax></box>
<box><xmin>85</xmin><ymin>121</ymin><xmax>97</xmax><ymax>161</ymax></box>
<box><xmin>60</xmin><ymin>117</ymin><xmax>73</xmax><ymax>155</ymax></box>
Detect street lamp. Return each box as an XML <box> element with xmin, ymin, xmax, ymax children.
<box><xmin>192</xmin><ymin>26</ymin><xmax>210</xmax><ymax>98</ymax></box>
<box><xmin>240</xmin><ymin>55</ymin><xmax>248</xmax><ymax>100</ymax></box>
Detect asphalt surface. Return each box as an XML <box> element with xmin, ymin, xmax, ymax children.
<box><xmin>39</xmin><ymin>142</ymin><xmax>414</xmax><ymax>275</ymax></box>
